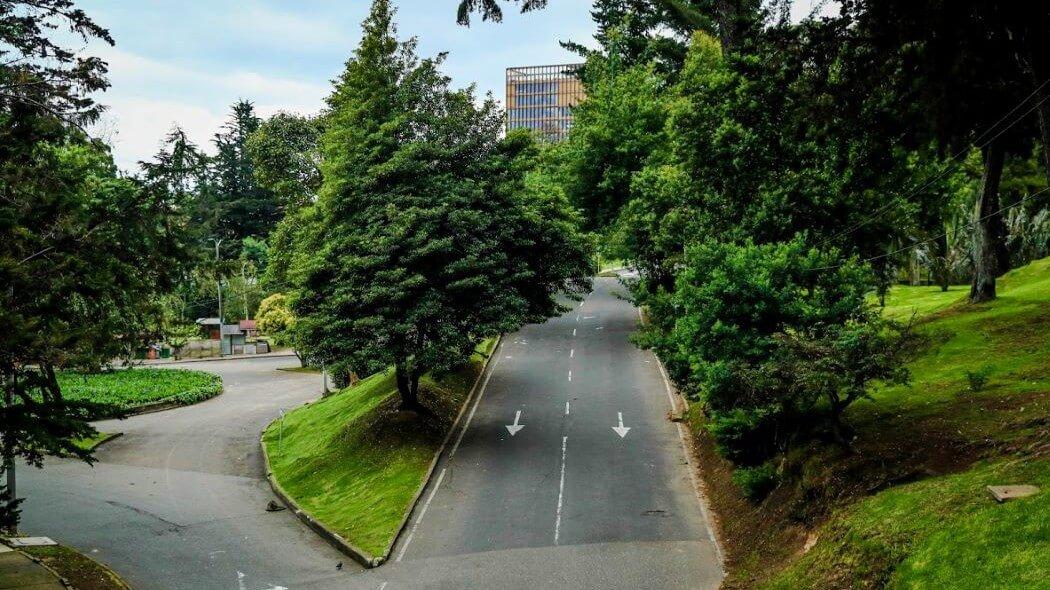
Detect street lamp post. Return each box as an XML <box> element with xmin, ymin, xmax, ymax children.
<box><xmin>213</xmin><ymin>239</ymin><xmax>224</xmax><ymax>357</ymax></box>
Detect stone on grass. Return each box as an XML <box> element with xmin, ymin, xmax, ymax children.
<box><xmin>987</xmin><ymin>485</ymin><xmax>1040</xmax><ymax>503</ymax></box>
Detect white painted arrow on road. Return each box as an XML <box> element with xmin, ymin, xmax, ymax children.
<box><xmin>612</xmin><ymin>412</ymin><xmax>631</xmax><ymax>438</ymax></box>
<box><xmin>506</xmin><ymin>410</ymin><xmax>525</xmax><ymax>436</ymax></box>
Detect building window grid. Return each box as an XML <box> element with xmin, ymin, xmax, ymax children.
<box><xmin>506</xmin><ymin>63</ymin><xmax>584</xmax><ymax>141</ymax></box>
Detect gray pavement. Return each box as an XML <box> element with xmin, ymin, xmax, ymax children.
<box><xmin>21</xmin><ymin>278</ymin><xmax>721</xmax><ymax>589</ymax></box>
<box><xmin>20</xmin><ymin>356</ymin><xmax>361</xmax><ymax>590</ymax></box>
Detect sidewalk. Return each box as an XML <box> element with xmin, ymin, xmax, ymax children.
<box><xmin>0</xmin><ymin>547</ymin><xmax>64</xmax><ymax>590</ymax></box>
<box><xmin>137</xmin><ymin>349</ymin><xmax>298</xmax><ymax>366</ymax></box>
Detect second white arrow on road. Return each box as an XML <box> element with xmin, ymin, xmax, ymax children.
<box><xmin>506</xmin><ymin>410</ymin><xmax>525</xmax><ymax>436</ymax></box>
<box><xmin>612</xmin><ymin>412</ymin><xmax>631</xmax><ymax>438</ymax></box>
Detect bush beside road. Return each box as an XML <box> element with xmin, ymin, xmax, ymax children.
<box><xmin>261</xmin><ymin>339</ymin><xmax>497</xmax><ymax>559</ymax></box>
<box><xmin>699</xmin><ymin>257</ymin><xmax>1049</xmax><ymax>588</ymax></box>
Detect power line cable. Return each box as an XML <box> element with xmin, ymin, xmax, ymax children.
<box><xmin>817</xmin><ymin>79</ymin><xmax>1050</xmax><ymax>249</ymax></box>
<box><xmin>810</xmin><ymin>185</ymin><xmax>1050</xmax><ymax>272</ymax></box>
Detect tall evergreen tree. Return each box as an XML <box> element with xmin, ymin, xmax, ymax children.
<box><xmin>213</xmin><ymin>100</ymin><xmax>279</xmax><ymax>244</ymax></box>
<box><xmin>295</xmin><ymin>0</ymin><xmax>591</xmax><ymax>410</ymax></box>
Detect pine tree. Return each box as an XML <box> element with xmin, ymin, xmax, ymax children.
<box><xmin>294</xmin><ymin>0</ymin><xmax>591</xmax><ymax>410</ymax></box>
<box><xmin>213</xmin><ymin>100</ymin><xmax>279</xmax><ymax>243</ymax></box>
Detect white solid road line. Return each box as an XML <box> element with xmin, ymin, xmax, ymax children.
<box><xmin>396</xmin><ymin>344</ymin><xmax>505</xmax><ymax>562</ymax></box>
<box><xmin>449</xmin><ymin>349</ymin><xmax>504</xmax><ymax>460</ymax></box>
<box><xmin>554</xmin><ymin>436</ymin><xmax>568</xmax><ymax>545</ymax></box>
<box><xmin>396</xmin><ymin>466</ymin><xmax>448</xmax><ymax>562</ymax></box>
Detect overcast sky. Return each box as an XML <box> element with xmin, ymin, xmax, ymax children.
<box><xmin>79</xmin><ymin>1</ymin><xmax>833</xmax><ymax>171</ymax></box>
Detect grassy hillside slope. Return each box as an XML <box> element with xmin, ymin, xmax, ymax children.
<box><xmin>701</xmin><ymin>258</ymin><xmax>1047</xmax><ymax>589</ymax></box>
<box><xmin>261</xmin><ymin>339</ymin><xmax>497</xmax><ymax>558</ymax></box>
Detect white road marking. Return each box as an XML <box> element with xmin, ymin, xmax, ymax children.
<box><xmin>572</xmin><ymin>328</ymin><xmax>576</xmax><ymax>337</ymax></box>
<box><xmin>505</xmin><ymin>410</ymin><xmax>525</xmax><ymax>436</ymax></box>
<box><xmin>554</xmin><ymin>436</ymin><xmax>568</xmax><ymax>544</ymax></box>
<box><xmin>595</xmin><ymin>326</ymin><xmax>604</xmax><ymax>330</ymax></box>
<box><xmin>579</xmin><ymin>301</ymin><xmax>584</xmax><ymax>308</ymax></box>
<box><xmin>238</xmin><ymin>571</ymin><xmax>247</xmax><ymax>590</ymax></box>
<box><xmin>649</xmin><ymin>343</ymin><xmax>722</xmax><ymax>565</ymax></box>
<box><xmin>396</xmin><ymin>467</ymin><xmax>448</xmax><ymax>562</ymax></box>
<box><xmin>568</xmin><ymin>370</ymin><xmax>572</xmax><ymax>382</ymax></box>
<box><xmin>612</xmin><ymin>412</ymin><xmax>631</xmax><ymax>438</ymax></box>
<box><xmin>576</xmin><ymin>314</ymin><xmax>580</xmax><ymax>322</ymax></box>
<box><xmin>449</xmin><ymin>349</ymin><xmax>504</xmax><ymax>459</ymax></box>
<box><xmin>582</xmin><ymin>316</ymin><xmax>594</xmax><ymax>319</ymax></box>
<box><xmin>379</xmin><ymin>583</ymin><xmax>388</xmax><ymax>590</ymax></box>
<box><xmin>396</xmin><ymin>346</ymin><xmax>506</xmax><ymax>562</ymax></box>
<box><xmin>565</xmin><ymin>401</ymin><xmax>570</xmax><ymax>415</ymax></box>
<box><xmin>570</xmin><ymin>348</ymin><xmax>574</xmax><ymax>358</ymax></box>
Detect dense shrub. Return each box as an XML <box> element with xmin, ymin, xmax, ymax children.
<box><xmin>664</xmin><ymin>237</ymin><xmax>912</xmax><ymax>464</ymax></box>
<box><xmin>732</xmin><ymin>462</ymin><xmax>780</xmax><ymax>501</ymax></box>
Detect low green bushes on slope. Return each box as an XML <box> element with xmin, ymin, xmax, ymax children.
<box><xmin>261</xmin><ymin>339</ymin><xmax>496</xmax><ymax>557</ymax></box>
<box><xmin>752</xmin><ymin>258</ymin><xmax>1049</xmax><ymax>589</ymax></box>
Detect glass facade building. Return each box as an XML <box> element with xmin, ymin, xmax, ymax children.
<box><xmin>505</xmin><ymin>64</ymin><xmax>585</xmax><ymax>141</ymax></box>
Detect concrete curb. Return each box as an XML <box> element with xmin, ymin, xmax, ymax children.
<box><xmin>259</xmin><ymin>440</ymin><xmax>381</xmax><ymax>568</ymax></box>
<box><xmin>381</xmin><ymin>336</ymin><xmax>502</xmax><ymax>563</ymax></box>
<box><xmin>259</xmin><ymin>336</ymin><xmax>502</xmax><ymax>569</ymax></box>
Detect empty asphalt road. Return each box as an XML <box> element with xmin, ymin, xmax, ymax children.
<box><xmin>19</xmin><ymin>356</ymin><xmax>366</xmax><ymax>590</ymax></box>
<box><xmin>21</xmin><ymin>277</ymin><xmax>722</xmax><ymax>589</ymax></box>
<box><xmin>360</xmin><ymin>277</ymin><xmax>724</xmax><ymax>589</ymax></box>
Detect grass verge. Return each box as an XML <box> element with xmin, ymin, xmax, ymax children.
<box><xmin>72</xmin><ymin>432</ymin><xmax>122</xmax><ymax>452</ymax></box>
<box><xmin>261</xmin><ymin>338</ymin><xmax>497</xmax><ymax>558</ymax></box>
<box><xmin>23</xmin><ymin>545</ymin><xmax>130</xmax><ymax>590</ymax></box>
<box><xmin>696</xmin><ymin>257</ymin><xmax>1049</xmax><ymax>588</ymax></box>
<box><xmin>57</xmin><ymin>367</ymin><xmax>222</xmax><ymax>417</ymax></box>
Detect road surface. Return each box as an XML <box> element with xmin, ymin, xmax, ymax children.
<box><xmin>21</xmin><ymin>278</ymin><xmax>722</xmax><ymax>589</ymax></box>
<box><xmin>364</xmin><ymin>277</ymin><xmax>723</xmax><ymax>588</ymax></box>
<box><xmin>20</xmin><ymin>357</ymin><xmax>363</xmax><ymax>590</ymax></box>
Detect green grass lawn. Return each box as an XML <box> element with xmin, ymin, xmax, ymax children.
<box><xmin>57</xmin><ymin>367</ymin><xmax>222</xmax><ymax>417</ymax></box>
<box><xmin>262</xmin><ymin>339</ymin><xmax>497</xmax><ymax>558</ymax></box>
<box><xmin>762</xmin><ymin>257</ymin><xmax>1049</xmax><ymax>589</ymax></box>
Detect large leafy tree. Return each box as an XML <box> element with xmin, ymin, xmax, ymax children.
<box><xmin>246</xmin><ymin>112</ymin><xmax>324</xmax><ymax>213</ymax></box>
<box><xmin>295</xmin><ymin>0</ymin><xmax>591</xmax><ymax>410</ymax></box>
<box><xmin>0</xmin><ymin>0</ymin><xmax>185</xmax><ymax>530</ymax></box>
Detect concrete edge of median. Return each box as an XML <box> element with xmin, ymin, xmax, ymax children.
<box><xmin>258</xmin><ymin>336</ymin><xmax>502</xmax><ymax>569</ymax></box>
<box><xmin>381</xmin><ymin>335</ymin><xmax>503</xmax><ymax>563</ymax></box>
<box><xmin>259</xmin><ymin>436</ymin><xmax>383</xmax><ymax>568</ymax></box>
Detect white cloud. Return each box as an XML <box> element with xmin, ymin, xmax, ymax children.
<box><xmin>92</xmin><ymin>47</ymin><xmax>328</xmax><ymax>171</ymax></box>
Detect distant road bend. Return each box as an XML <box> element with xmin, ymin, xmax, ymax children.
<box><xmin>22</xmin><ymin>277</ymin><xmax>722</xmax><ymax>589</ymax></box>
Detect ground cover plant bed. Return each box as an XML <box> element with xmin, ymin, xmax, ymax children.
<box><xmin>56</xmin><ymin>367</ymin><xmax>222</xmax><ymax>417</ymax></box>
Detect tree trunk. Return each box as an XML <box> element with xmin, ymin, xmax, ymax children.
<box><xmin>935</xmin><ymin>233</ymin><xmax>950</xmax><ymax>291</ymax></box>
<box><xmin>3</xmin><ymin>372</ymin><xmax>16</xmax><ymax>532</ymax></box>
<box><xmin>394</xmin><ymin>364</ymin><xmax>421</xmax><ymax>411</ymax></box>
<box><xmin>970</xmin><ymin>140</ymin><xmax>1007</xmax><ymax>303</ymax></box>
<box><xmin>714</xmin><ymin>0</ymin><xmax>738</xmax><ymax>52</ymax></box>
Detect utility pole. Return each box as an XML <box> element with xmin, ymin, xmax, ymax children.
<box><xmin>241</xmin><ymin>260</ymin><xmax>249</xmax><ymax>321</ymax></box>
<box><xmin>3</xmin><ymin>373</ymin><xmax>14</xmax><ymax>532</ymax></box>
<box><xmin>214</xmin><ymin>239</ymin><xmax>224</xmax><ymax>357</ymax></box>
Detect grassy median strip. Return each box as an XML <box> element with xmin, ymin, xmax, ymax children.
<box><xmin>262</xmin><ymin>339</ymin><xmax>497</xmax><ymax>557</ymax></box>
<box><xmin>57</xmin><ymin>368</ymin><xmax>222</xmax><ymax>417</ymax></box>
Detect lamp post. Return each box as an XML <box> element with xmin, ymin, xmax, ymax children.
<box><xmin>213</xmin><ymin>238</ymin><xmax>223</xmax><ymax>357</ymax></box>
